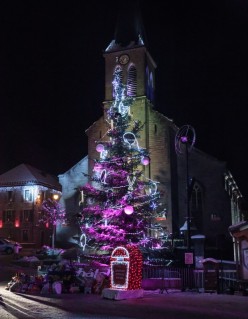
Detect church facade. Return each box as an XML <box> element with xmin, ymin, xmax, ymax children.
<box><xmin>58</xmin><ymin>11</ymin><xmax>244</xmax><ymax>261</ymax></box>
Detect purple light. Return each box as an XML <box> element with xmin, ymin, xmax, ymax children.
<box><xmin>181</xmin><ymin>136</ymin><xmax>188</xmax><ymax>143</ymax></box>
<box><xmin>96</xmin><ymin>144</ymin><xmax>105</xmax><ymax>152</ymax></box>
<box><xmin>124</xmin><ymin>205</ymin><xmax>134</xmax><ymax>215</ymax></box>
<box><xmin>94</xmin><ymin>163</ymin><xmax>102</xmax><ymax>172</ymax></box>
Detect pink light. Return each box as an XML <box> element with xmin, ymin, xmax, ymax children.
<box><xmin>96</xmin><ymin>144</ymin><xmax>105</xmax><ymax>152</ymax></box>
<box><xmin>124</xmin><ymin>205</ymin><xmax>134</xmax><ymax>215</ymax></box>
<box><xmin>15</xmin><ymin>219</ymin><xmax>20</xmax><ymax>227</ymax></box>
<box><xmin>141</xmin><ymin>156</ymin><xmax>150</xmax><ymax>166</ymax></box>
<box><xmin>181</xmin><ymin>136</ymin><xmax>188</xmax><ymax>143</ymax></box>
<box><xmin>94</xmin><ymin>163</ymin><xmax>102</xmax><ymax>171</ymax></box>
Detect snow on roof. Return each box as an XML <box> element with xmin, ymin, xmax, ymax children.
<box><xmin>0</xmin><ymin>163</ymin><xmax>61</xmax><ymax>190</ymax></box>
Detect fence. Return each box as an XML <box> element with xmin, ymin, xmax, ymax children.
<box><xmin>142</xmin><ymin>265</ymin><xmax>238</xmax><ymax>293</ymax></box>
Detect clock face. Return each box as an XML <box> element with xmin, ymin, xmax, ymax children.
<box><xmin>119</xmin><ymin>54</ymin><xmax>129</xmax><ymax>65</ymax></box>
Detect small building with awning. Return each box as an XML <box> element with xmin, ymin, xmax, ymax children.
<box><xmin>229</xmin><ymin>221</ymin><xmax>248</xmax><ymax>281</ymax></box>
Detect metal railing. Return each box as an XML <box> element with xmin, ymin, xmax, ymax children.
<box><xmin>142</xmin><ymin>265</ymin><xmax>238</xmax><ymax>293</ymax></box>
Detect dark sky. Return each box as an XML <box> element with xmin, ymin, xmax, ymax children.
<box><xmin>1</xmin><ymin>1</ymin><xmax>247</xmax><ymax>198</ymax></box>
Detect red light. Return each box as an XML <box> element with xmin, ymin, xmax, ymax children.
<box><xmin>15</xmin><ymin>219</ymin><xmax>20</xmax><ymax>227</ymax></box>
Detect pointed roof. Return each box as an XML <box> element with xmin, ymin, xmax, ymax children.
<box><xmin>0</xmin><ymin>163</ymin><xmax>61</xmax><ymax>190</ymax></box>
<box><xmin>105</xmin><ymin>0</ymin><xmax>147</xmax><ymax>52</ymax></box>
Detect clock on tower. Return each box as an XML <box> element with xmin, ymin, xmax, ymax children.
<box><xmin>118</xmin><ymin>54</ymin><xmax>130</xmax><ymax>65</ymax></box>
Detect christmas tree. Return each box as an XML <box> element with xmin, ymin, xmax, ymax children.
<box><xmin>79</xmin><ymin>68</ymin><xmax>164</xmax><ymax>259</ymax></box>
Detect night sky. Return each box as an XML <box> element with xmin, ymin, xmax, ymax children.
<box><xmin>1</xmin><ymin>1</ymin><xmax>247</xmax><ymax>198</ymax></box>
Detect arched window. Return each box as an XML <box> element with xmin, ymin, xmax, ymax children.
<box><xmin>127</xmin><ymin>65</ymin><xmax>137</xmax><ymax>96</ymax></box>
<box><xmin>112</xmin><ymin>66</ymin><xmax>123</xmax><ymax>98</ymax></box>
<box><xmin>146</xmin><ymin>66</ymin><xmax>149</xmax><ymax>97</ymax></box>
<box><xmin>149</xmin><ymin>72</ymin><xmax>154</xmax><ymax>89</ymax></box>
<box><xmin>149</xmin><ymin>72</ymin><xmax>154</xmax><ymax>102</ymax></box>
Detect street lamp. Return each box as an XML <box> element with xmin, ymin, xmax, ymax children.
<box><xmin>52</xmin><ymin>194</ymin><xmax>59</xmax><ymax>251</ymax></box>
<box><xmin>175</xmin><ymin>125</ymin><xmax>196</xmax><ymax>251</ymax></box>
<box><xmin>53</xmin><ymin>194</ymin><xmax>59</xmax><ymax>201</ymax></box>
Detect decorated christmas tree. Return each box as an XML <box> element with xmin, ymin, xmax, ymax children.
<box><xmin>79</xmin><ymin>68</ymin><xmax>164</xmax><ymax>260</ymax></box>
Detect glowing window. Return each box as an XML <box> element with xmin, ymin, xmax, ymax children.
<box><xmin>127</xmin><ymin>65</ymin><xmax>137</xmax><ymax>96</ymax></box>
<box><xmin>24</xmin><ymin>190</ymin><xmax>33</xmax><ymax>202</ymax></box>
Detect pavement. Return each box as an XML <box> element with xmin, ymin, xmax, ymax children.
<box><xmin>1</xmin><ymin>251</ymin><xmax>248</xmax><ymax>319</ymax></box>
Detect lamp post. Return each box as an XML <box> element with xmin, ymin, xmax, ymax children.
<box><xmin>182</xmin><ymin>137</ymin><xmax>191</xmax><ymax>251</ymax></box>
<box><xmin>52</xmin><ymin>194</ymin><xmax>59</xmax><ymax>251</ymax></box>
<box><xmin>175</xmin><ymin>125</ymin><xmax>196</xmax><ymax>252</ymax></box>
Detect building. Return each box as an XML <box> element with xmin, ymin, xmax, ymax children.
<box><xmin>58</xmin><ymin>6</ymin><xmax>246</xmax><ymax>262</ymax></box>
<box><xmin>0</xmin><ymin>163</ymin><xmax>61</xmax><ymax>248</ymax></box>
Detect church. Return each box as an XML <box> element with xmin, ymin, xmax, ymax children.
<box><xmin>58</xmin><ymin>6</ymin><xmax>244</xmax><ymax>262</ymax></box>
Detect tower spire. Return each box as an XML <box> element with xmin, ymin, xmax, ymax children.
<box><xmin>106</xmin><ymin>0</ymin><xmax>147</xmax><ymax>52</ymax></box>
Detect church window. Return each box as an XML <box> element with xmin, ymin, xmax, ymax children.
<box><xmin>113</xmin><ymin>66</ymin><xmax>123</xmax><ymax>98</ymax></box>
<box><xmin>146</xmin><ymin>66</ymin><xmax>149</xmax><ymax>96</ymax></box>
<box><xmin>127</xmin><ymin>65</ymin><xmax>137</xmax><ymax>96</ymax></box>
<box><xmin>149</xmin><ymin>72</ymin><xmax>154</xmax><ymax>102</ymax></box>
<box><xmin>149</xmin><ymin>72</ymin><xmax>154</xmax><ymax>88</ymax></box>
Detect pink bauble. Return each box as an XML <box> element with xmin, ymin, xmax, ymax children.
<box><xmin>124</xmin><ymin>205</ymin><xmax>134</xmax><ymax>215</ymax></box>
<box><xmin>141</xmin><ymin>156</ymin><xmax>150</xmax><ymax>166</ymax></box>
<box><xmin>96</xmin><ymin>144</ymin><xmax>104</xmax><ymax>152</ymax></box>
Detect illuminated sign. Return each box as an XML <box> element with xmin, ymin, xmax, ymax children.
<box><xmin>110</xmin><ymin>245</ymin><xmax>143</xmax><ymax>290</ymax></box>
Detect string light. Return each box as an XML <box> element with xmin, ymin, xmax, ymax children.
<box><xmin>110</xmin><ymin>245</ymin><xmax>142</xmax><ymax>290</ymax></box>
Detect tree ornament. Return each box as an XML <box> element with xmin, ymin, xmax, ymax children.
<box><xmin>127</xmin><ymin>175</ymin><xmax>136</xmax><ymax>191</ymax></box>
<box><xmin>124</xmin><ymin>205</ymin><xmax>134</xmax><ymax>215</ymax></box>
<box><xmin>96</xmin><ymin>144</ymin><xmax>105</xmax><ymax>152</ymax></box>
<box><xmin>141</xmin><ymin>156</ymin><xmax>150</xmax><ymax>166</ymax></box>
<box><xmin>123</xmin><ymin>132</ymin><xmax>136</xmax><ymax>147</ymax></box>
